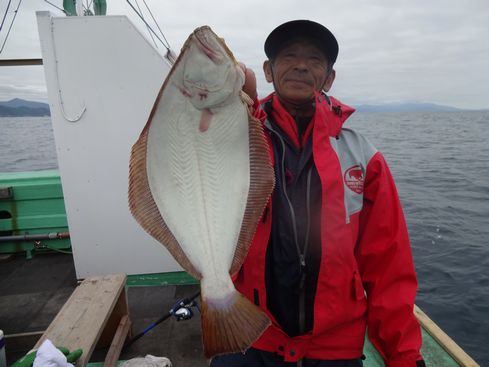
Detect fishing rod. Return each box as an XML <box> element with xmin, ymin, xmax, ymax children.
<box><xmin>123</xmin><ymin>291</ymin><xmax>201</xmax><ymax>351</ymax></box>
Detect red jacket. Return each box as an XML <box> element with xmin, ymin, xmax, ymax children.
<box><xmin>233</xmin><ymin>93</ymin><xmax>423</xmax><ymax>367</ymax></box>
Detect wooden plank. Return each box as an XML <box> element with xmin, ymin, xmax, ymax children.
<box><xmin>104</xmin><ymin>315</ymin><xmax>131</xmax><ymax>367</ymax></box>
<box><xmin>98</xmin><ymin>286</ymin><xmax>131</xmax><ymax>347</ymax></box>
<box><xmin>414</xmin><ymin>305</ymin><xmax>480</xmax><ymax>367</ymax></box>
<box><xmin>0</xmin><ymin>58</ymin><xmax>43</xmax><ymax>66</ymax></box>
<box><xmin>34</xmin><ymin>274</ymin><xmax>127</xmax><ymax>366</ymax></box>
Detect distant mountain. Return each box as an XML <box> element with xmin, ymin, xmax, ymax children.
<box><xmin>355</xmin><ymin>102</ymin><xmax>462</xmax><ymax>113</ymax></box>
<box><xmin>0</xmin><ymin>98</ymin><xmax>50</xmax><ymax>117</ymax></box>
<box><xmin>1</xmin><ymin>98</ymin><xmax>49</xmax><ymax>109</ymax></box>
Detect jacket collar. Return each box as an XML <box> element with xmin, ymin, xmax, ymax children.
<box><xmin>260</xmin><ymin>92</ymin><xmax>355</xmax><ymax>149</ymax></box>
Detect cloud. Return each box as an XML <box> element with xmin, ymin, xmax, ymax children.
<box><xmin>0</xmin><ymin>0</ymin><xmax>488</xmax><ymax>108</ymax></box>
<box><xmin>0</xmin><ymin>65</ymin><xmax>47</xmax><ymax>102</ymax></box>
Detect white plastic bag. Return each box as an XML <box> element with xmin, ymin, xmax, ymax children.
<box><xmin>121</xmin><ymin>355</ymin><xmax>172</xmax><ymax>367</ymax></box>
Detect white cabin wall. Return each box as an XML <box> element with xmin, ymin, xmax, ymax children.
<box><xmin>36</xmin><ymin>11</ymin><xmax>180</xmax><ymax>278</ymax></box>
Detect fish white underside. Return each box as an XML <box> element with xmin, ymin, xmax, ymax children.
<box><xmin>147</xmin><ymin>83</ymin><xmax>250</xmax><ymax>298</ymax></box>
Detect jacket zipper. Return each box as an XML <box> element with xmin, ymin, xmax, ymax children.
<box><xmin>264</xmin><ymin>120</ymin><xmax>303</xmax><ymax>269</ymax></box>
<box><xmin>265</xmin><ymin>120</ymin><xmax>314</xmax><ymax>366</ymax></box>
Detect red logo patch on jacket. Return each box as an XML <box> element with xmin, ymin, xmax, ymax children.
<box><xmin>344</xmin><ymin>165</ymin><xmax>364</xmax><ymax>194</ymax></box>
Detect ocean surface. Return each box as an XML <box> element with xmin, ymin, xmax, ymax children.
<box><xmin>0</xmin><ymin>117</ymin><xmax>58</xmax><ymax>172</ymax></box>
<box><xmin>1</xmin><ymin>112</ymin><xmax>488</xmax><ymax>365</ymax></box>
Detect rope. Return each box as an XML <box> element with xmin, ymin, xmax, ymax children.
<box><xmin>82</xmin><ymin>0</ymin><xmax>93</xmax><ymax>15</ymax></box>
<box><xmin>49</xmin><ymin>18</ymin><xmax>86</xmax><ymax>122</ymax></box>
<box><xmin>43</xmin><ymin>0</ymin><xmax>67</xmax><ymax>14</ymax></box>
<box><xmin>0</xmin><ymin>0</ymin><xmax>22</xmax><ymax>54</ymax></box>
<box><xmin>141</xmin><ymin>0</ymin><xmax>171</xmax><ymax>50</ymax></box>
<box><xmin>134</xmin><ymin>0</ymin><xmax>158</xmax><ymax>48</ymax></box>
<box><xmin>47</xmin><ymin>247</ymin><xmax>73</xmax><ymax>254</ymax></box>
<box><xmin>0</xmin><ymin>0</ymin><xmax>12</xmax><ymax>32</ymax></box>
<box><xmin>125</xmin><ymin>0</ymin><xmax>170</xmax><ymax>51</ymax></box>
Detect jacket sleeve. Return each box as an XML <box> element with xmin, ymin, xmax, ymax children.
<box><xmin>355</xmin><ymin>152</ymin><xmax>424</xmax><ymax>367</ymax></box>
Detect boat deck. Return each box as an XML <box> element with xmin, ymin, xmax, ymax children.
<box><xmin>0</xmin><ymin>252</ymin><xmax>478</xmax><ymax>366</ymax></box>
<box><xmin>0</xmin><ymin>252</ymin><xmax>206</xmax><ymax>366</ymax></box>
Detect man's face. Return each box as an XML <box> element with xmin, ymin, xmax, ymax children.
<box><xmin>263</xmin><ymin>40</ymin><xmax>335</xmax><ymax>104</ymax></box>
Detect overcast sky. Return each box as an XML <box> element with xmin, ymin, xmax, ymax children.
<box><xmin>0</xmin><ymin>0</ymin><xmax>488</xmax><ymax>109</ymax></box>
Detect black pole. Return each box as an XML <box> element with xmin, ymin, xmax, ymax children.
<box><xmin>123</xmin><ymin>291</ymin><xmax>200</xmax><ymax>351</ymax></box>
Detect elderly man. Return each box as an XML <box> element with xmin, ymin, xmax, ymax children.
<box><xmin>211</xmin><ymin>20</ymin><xmax>425</xmax><ymax>367</ymax></box>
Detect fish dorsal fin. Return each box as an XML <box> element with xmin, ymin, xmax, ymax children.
<box><xmin>128</xmin><ymin>125</ymin><xmax>202</xmax><ymax>279</ymax></box>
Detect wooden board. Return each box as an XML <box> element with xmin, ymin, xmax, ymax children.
<box><xmin>104</xmin><ymin>315</ymin><xmax>131</xmax><ymax>367</ymax></box>
<box><xmin>34</xmin><ymin>274</ymin><xmax>129</xmax><ymax>366</ymax></box>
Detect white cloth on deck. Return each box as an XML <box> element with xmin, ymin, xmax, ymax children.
<box><xmin>33</xmin><ymin>339</ymin><xmax>74</xmax><ymax>367</ymax></box>
<box><xmin>121</xmin><ymin>355</ymin><xmax>172</xmax><ymax>367</ymax></box>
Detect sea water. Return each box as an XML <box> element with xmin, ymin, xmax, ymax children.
<box><xmin>1</xmin><ymin>111</ymin><xmax>488</xmax><ymax>365</ymax></box>
<box><xmin>347</xmin><ymin>111</ymin><xmax>489</xmax><ymax>366</ymax></box>
<box><xmin>0</xmin><ymin>116</ymin><xmax>57</xmax><ymax>172</ymax></box>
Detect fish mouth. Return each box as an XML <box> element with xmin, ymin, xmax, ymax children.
<box><xmin>194</xmin><ymin>27</ymin><xmax>225</xmax><ymax>64</ymax></box>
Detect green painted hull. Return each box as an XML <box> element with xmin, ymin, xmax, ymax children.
<box><xmin>0</xmin><ymin>170</ymin><xmax>70</xmax><ymax>257</ymax></box>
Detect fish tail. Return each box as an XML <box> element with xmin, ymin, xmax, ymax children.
<box><xmin>201</xmin><ymin>290</ymin><xmax>270</xmax><ymax>358</ymax></box>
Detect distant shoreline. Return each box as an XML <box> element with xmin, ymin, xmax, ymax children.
<box><xmin>0</xmin><ymin>108</ymin><xmax>50</xmax><ymax>117</ymax></box>
<box><xmin>0</xmin><ymin>98</ymin><xmax>486</xmax><ymax>116</ymax></box>
<box><xmin>0</xmin><ymin>98</ymin><xmax>50</xmax><ymax>117</ymax></box>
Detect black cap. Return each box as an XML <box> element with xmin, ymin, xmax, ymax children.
<box><xmin>264</xmin><ymin>20</ymin><xmax>339</xmax><ymax>65</ymax></box>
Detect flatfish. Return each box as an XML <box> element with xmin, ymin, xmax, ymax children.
<box><xmin>128</xmin><ymin>26</ymin><xmax>274</xmax><ymax>357</ymax></box>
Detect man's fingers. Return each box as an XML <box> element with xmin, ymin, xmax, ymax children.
<box><xmin>240</xmin><ymin>64</ymin><xmax>257</xmax><ymax>101</ymax></box>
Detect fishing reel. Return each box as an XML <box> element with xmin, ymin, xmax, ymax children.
<box><xmin>169</xmin><ymin>294</ymin><xmax>200</xmax><ymax>321</ymax></box>
<box><xmin>123</xmin><ymin>291</ymin><xmax>201</xmax><ymax>351</ymax></box>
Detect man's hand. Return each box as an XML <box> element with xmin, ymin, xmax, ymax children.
<box><xmin>239</xmin><ymin>63</ymin><xmax>258</xmax><ymax>101</ymax></box>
